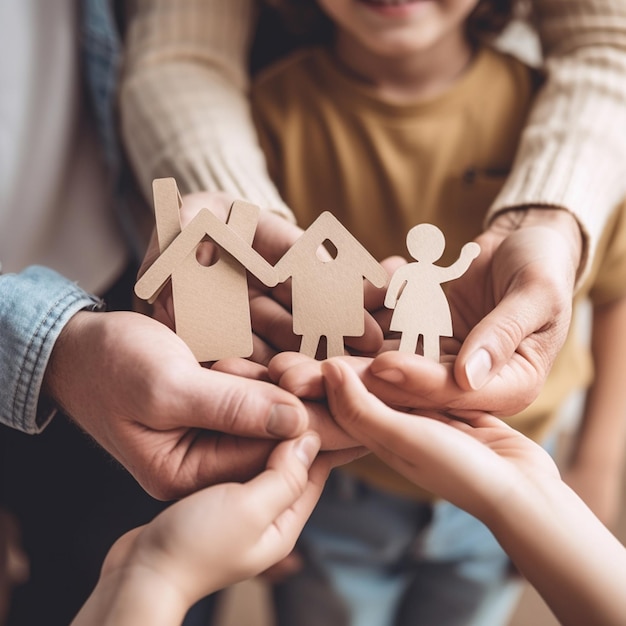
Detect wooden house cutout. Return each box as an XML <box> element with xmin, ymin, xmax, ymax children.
<box><xmin>274</xmin><ymin>212</ymin><xmax>387</xmax><ymax>359</ymax></box>
<box><xmin>135</xmin><ymin>179</ymin><xmax>277</xmax><ymax>362</ymax></box>
<box><xmin>385</xmin><ymin>223</ymin><xmax>480</xmax><ymax>362</ymax></box>
<box><xmin>153</xmin><ymin>177</ymin><xmax>183</xmax><ymax>255</ymax></box>
<box><xmin>136</xmin><ymin>180</ymin><xmax>388</xmax><ymax>362</ymax></box>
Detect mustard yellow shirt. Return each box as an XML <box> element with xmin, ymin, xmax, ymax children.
<box><xmin>252</xmin><ymin>46</ymin><xmax>626</xmax><ymax>498</ymax></box>
<box><xmin>121</xmin><ymin>0</ymin><xmax>626</xmax><ymax>286</ymax></box>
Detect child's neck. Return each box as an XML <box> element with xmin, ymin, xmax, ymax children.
<box><xmin>332</xmin><ymin>29</ymin><xmax>475</xmax><ymax>103</ymax></box>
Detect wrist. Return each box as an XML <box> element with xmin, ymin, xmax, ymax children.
<box><xmin>41</xmin><ymin>310</ymin><xmax>95</xmax><ymax>410</ymax></box>
<box><xmin>75</xmin><ymin>561</ymin><xmax>189</xmax><ymax>626</ymax></box>
<box><xmin>489</xmin><ymin>207</ymin><xmax>584</xmax><ymax>282</ymax></box>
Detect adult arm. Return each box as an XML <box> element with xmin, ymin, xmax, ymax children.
<box><xmin>322</xmin><ymin>359</ymin><xmax>626</xmax><ymax>626</ymax></box>
<box><xmin>0</xmin><ymin>268</ymin><xmax>357</xmax><ymax>500</ymax></box>
<box><xmin>121</xmin><ymin>0</ymin><xmax>626</xmax><ymax>413</ymax></box>
<box><xmin>0</xmin><ymin>266</ymin><xmax>102</xmax><ymax>433</ymax></box>
<box><xmin>121</xmin><ymin>0</ymin><xmax>626</xmax><ymax>272</ymax></box>
<box><xmin>489</xmin><ymin>0</ymin><xmax>626</xmax><ymax>277</ymax></box>
<box><xmin>366</xmin><ymin>1</ymin><xmax>626</xmax><ymax>407</ymax></box>
<box><xmin>119</xmin><ymin>0</ymin><xmax>292</xmax><ymax>219</ymax></box>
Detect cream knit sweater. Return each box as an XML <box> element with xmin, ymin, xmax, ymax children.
<box><xmin>120</xmin><ymin>0</ymin><xmax>626</xmax><ymax>276</ymax></box>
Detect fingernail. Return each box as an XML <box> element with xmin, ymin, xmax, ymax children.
<box><xmin>465</xmin><ymin>348</ymin><xmax>492</xmax><ymax>390</ymax></box>
<box><xmin>268</xmin><ymin>404</ymin><xmax>303</xmax><ymax>437</ymax></box>
<box><xmin>294</xmin><ymin>434</ymin><xmax>321</xmax><ymax>468</ymax></box>
<box><xmin>372</xmin><ymin>368</ymin><xmax>406</xmax><ymax>384</ymax></box>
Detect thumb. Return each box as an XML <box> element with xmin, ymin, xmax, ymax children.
<box><xmin>454</xmin><ymin>283</ymin><xmax>568</xmax><ymax>393</ymax></box>
<box><xmin>244</xmin><ymin>433</ymin><xmax>321</xmax><ymax>523</ymax></box>
<box><xmin>185</xmin><ymin>368</ymin><xmax>310</xmax><ymax>439</ymax></box>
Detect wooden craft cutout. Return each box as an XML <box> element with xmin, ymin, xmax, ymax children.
<box><xmin>135</xmin><ymin>182</ymin><xmax>277</xmax><ymax>362</ymax></box>
<box><xmin>136</xmin><ymin>180</ymin><xmax>388</xmax><ymax>362</ymax></box>
<box><xmin>274</xmin><ymin>212</ymin><xmax>388</xmax><ymax>359</ymax></box>
<box><xmin>153</xmin><ymin>177</ymin><xmax>183</xmax><ymax>254</ymax></box>
<box><xmin>385</xmin><ymin>223</ymin><xmax>480</xmax><ymax>362</ymax></box>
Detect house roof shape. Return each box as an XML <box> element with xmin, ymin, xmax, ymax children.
<box><xmin>274</xmin><ymin>211</ymin><xmax>388</xmax><ymax>288</ymax></box>
<box><xmin>135</xmin><ymin>202</ymin><xmax>278</xmax><ymax>302</ymax></box>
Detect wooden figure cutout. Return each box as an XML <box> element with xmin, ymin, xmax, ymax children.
<box><xmin>274</xmin><ymin>212</ymin><xmax>388</xmax><ymax>359</ymax></box>
<box><xmin>135</xmin><ymin>196</ymin><xmax>277</xmax><ymax>362</ymax></box>
<box><xmin>385</xmin><ymin>223</ymin><xmax>480</xmax><ymax>362</ymax></box>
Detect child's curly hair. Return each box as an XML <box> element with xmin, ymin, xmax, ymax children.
<box><xmin>263</xmin><ymin>0</ymin><xmax>524</xmax><ymax>46</ymax></box>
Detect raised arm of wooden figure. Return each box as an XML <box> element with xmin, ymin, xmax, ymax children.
<box><xmin>439</xmin><ymin>242</ymin><xmax>481</xmax><ymax>282</ymax></box>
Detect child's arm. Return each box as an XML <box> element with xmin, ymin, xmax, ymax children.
<box><xmin>322</xmin><ymin>359</ymin><xmax>626</xmax><ymax>626</ymax></box>
<box><xmin>563</xmin><ymin>295</ymin><xmax>626</xmax><ymax>526</ymax></box>
<box><xmin>71</xmin><ymin>434</ymin><xmax>356</xmax><ymax>626</ymax></box>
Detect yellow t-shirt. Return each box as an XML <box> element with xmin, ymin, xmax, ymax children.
<box><xmin>252</xmin><ymin>46</ymin><xmax>626</xmax><ymax>498</ymax></box>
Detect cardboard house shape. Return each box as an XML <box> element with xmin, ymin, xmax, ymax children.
<box><xmin>274</xmin><ymin>212</ymin><xmax>388</xmax><ymax>359</ymax></box>
<box><xmin>135</xmin><ymin>179</ymin><xmax>277</xmax><ymax>362</ymax></box>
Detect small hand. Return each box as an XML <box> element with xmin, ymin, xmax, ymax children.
<box><xmin>71</xmin><ymin>436</ymin><xmax>362</xmax><ymax>625</ymax></box>
<box><xmin>321</xmin><ymin>359</ymin><xmax>560</xmax><ymax>521</ymax></box>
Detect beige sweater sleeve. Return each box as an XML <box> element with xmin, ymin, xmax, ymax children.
<box><xmin>120</xmin><ymin>0</ymin><xmax>626</xmax><ymax>273</ymax></box>
<box><xmin>488</xmin><ymin>0</ymin><xmax>626</xmax><ymax>274</ymax></box>
<box><xmin>119</xmin><ymin>0</ymin><xmax>293</xmax><ymax>220</ymax></box>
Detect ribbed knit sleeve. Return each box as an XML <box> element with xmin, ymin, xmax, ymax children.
<box><xmin>488</xmin><ymin>0</ymin><xmax>626</xmax><ymax>278</ymax></box>
<box><xmin>119</xmin><ymin>0</ymin><xmax>294</xmax><ymax>220</ymax></box>
<box><xmin>120</xmin><ymin>0</ymin><xmax>626</xmax><ymax>277</ymax></box>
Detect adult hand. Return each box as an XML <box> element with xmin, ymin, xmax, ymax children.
<box><xmin>139</xmin><ymin>191</ymin><xmax>383</xmax><ymax>365</ymax></box>
<box><xmin>71</xmin><ymin>435</ymin><xmax>362</xmax><ymax>626</ymax></box>
<box><xmin>367</xmin><ymin>208</ymin><xmax>583</xmax><ymax>416</ymax></box>
<box><xmin>42</xmin><ymin>310</ymin><xmax>358</xmax><ymax>500</ymax></box>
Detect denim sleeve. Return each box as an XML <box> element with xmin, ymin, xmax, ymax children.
<box><xmin>0</xmin><ymin>266</ymin><xmax>103</xmax><ymax>434</ymax></box>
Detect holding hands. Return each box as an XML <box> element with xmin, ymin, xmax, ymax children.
<box><xmin>43</xmin><ymin>310</ymin><xmax>358</xmax><ymax>500</ymax></box>
<box><xmin>71</xmin><ymin>435</ymin><xmax>362</xmax><ymax>626</ymax></box>
<box><xmin>270</xmin><ymin>207</ymin><xmax>582</xmax><ymax>419</ymax></box>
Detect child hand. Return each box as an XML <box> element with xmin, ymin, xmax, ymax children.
<box><xmin>321</xmin><ymin>359</ymin><xmax>559</xmax><ymax>522</ymax></box>
<box><xmin>72</xmin><ymin>434</ymin><xmax>359</xmax><ymax>626</ymax></box>
<box><xmin>113</xmin><ymin>433</ymin><xmax>324</xmax><ymax>595</ymax></box>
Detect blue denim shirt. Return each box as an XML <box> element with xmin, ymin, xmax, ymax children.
<box><xmin>82</xmin><ymin>0</ymin><xmax>123</xmax><ymax>177</ymax></box>
<box><xmin>0</xmin><ymin>267</ymin><xmax>102</xmax><ymax>433</ymax></box>
<box><xmin>0</xmin><ymin>2</ymin><xmax>124</xmax><ymax>434</ymax></box>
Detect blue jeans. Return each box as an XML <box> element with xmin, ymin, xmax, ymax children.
<box><xmin>273</xmin><ymin>470</ymin><xmax>522</xmax><ymax>626</ymax></box>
